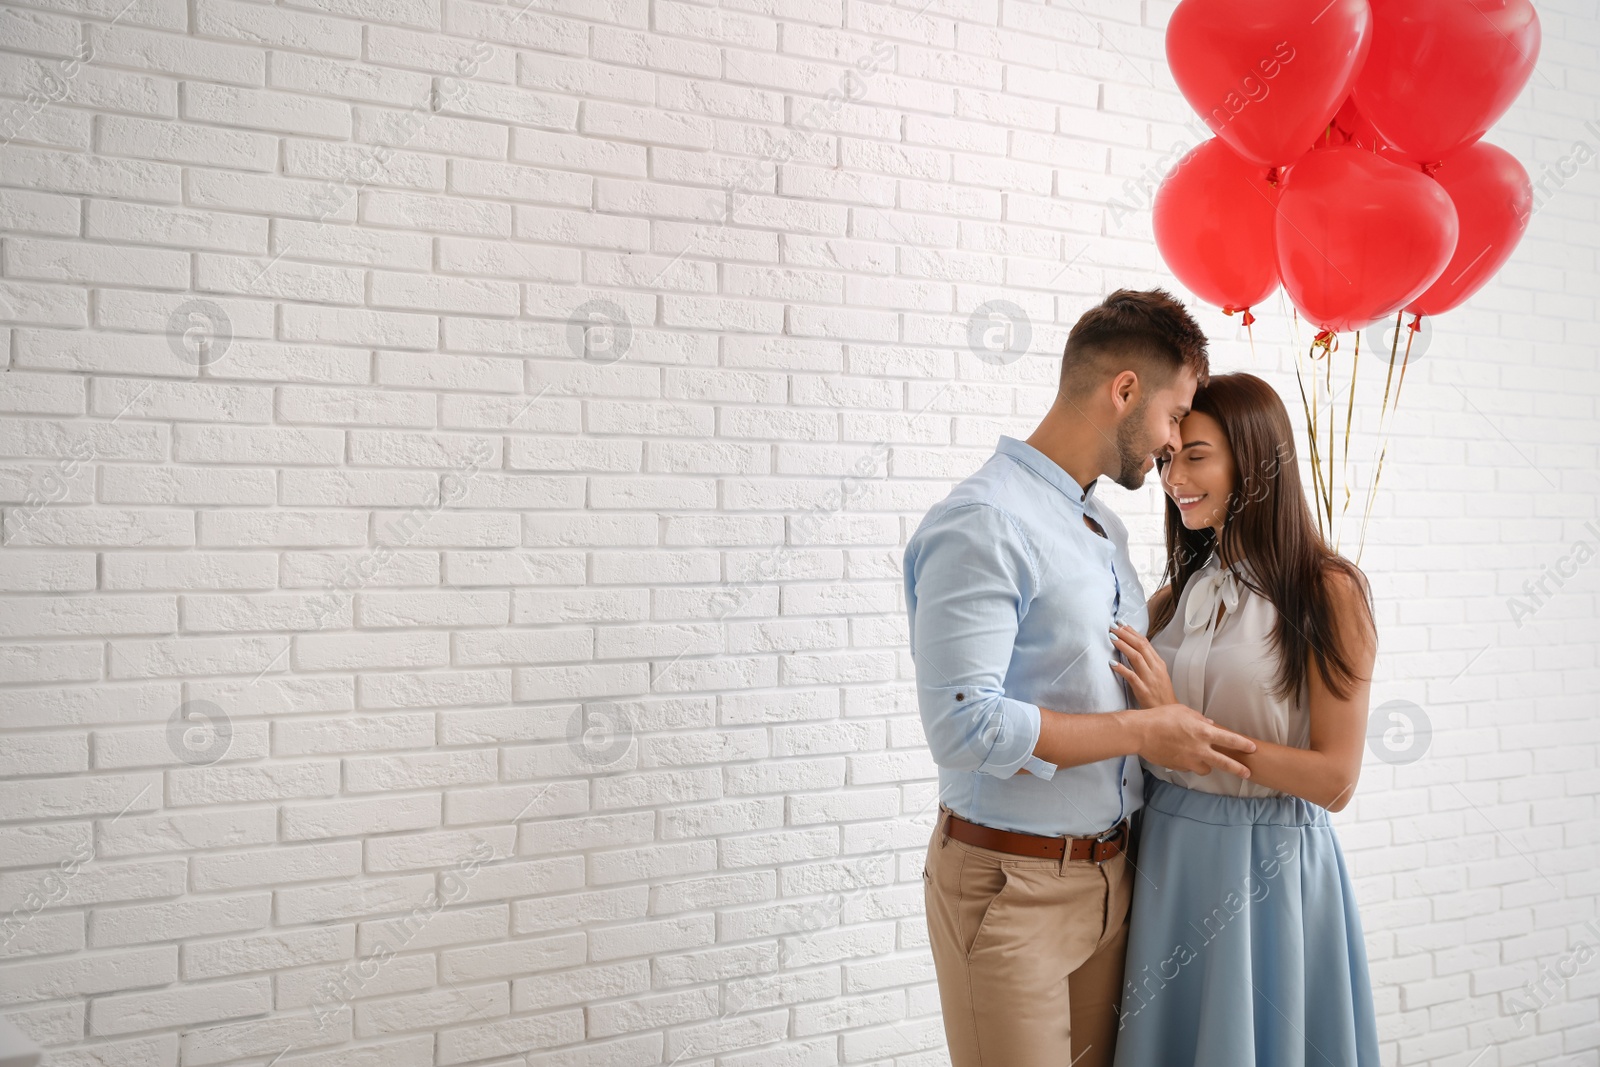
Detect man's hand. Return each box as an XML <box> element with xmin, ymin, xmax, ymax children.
<box><xmin>1030</xmin><ymin>701</ymin><xmax>1258</xmax><ymax>777</ymax></box>
<box><xmin>1122</xmin><ymin>703</ymin><xmax>1257</xmax><ymax>779</ymax></box>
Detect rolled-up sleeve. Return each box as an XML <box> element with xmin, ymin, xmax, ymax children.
<box><xmin>904</xmin><ymin>502</ymin><xmax>1040</xmax><ymax>778</ymax></box>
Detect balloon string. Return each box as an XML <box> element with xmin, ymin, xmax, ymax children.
<box><xmin>1323</xmin><ymin>332</ymin><xmax>1334</xmax><ymax>533</ymax></box>
<box><xmin>1393</xmin><ymin>313</ymin><xmax>1416</xmax><ymax>410</ymax></box>
<box><xmin>1356</xmin><ymin>312</ymin><xmax>1401</xmax><ymax>560</ymax></box>
<box><xmin>1293</xmin><ymin>351</ymin><xmax>1326</xmax><ymax>542</ymax></box>
<box><xmin>1337</xmin><ymin>326</ymin><xmax>1361</xmax><ymax>552</ymax></box>
<box><xmin>1289</xmin><ymin>306</ymin><xmax>1331</xmax><ymax>541</ymax></box>
<box><xmin>1285</xmin><ymin>301</ymin><xmax>1327</xmax><ymax>542</ymax></box>
<box><xmin>1356</xmin><ymin>311</ymin><xmax>1413</xmax><ymax>562</ymax></box>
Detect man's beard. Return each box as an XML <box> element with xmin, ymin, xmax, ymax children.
<box><xmin>1111</xmin><ymin>397</ymin><xmax>1154</xmax><ymax>491</ymax></box>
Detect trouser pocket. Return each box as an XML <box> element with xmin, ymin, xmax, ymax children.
<box><xmin>962</xmin><ymin>861</ymin><xmax>1013</xmax><ymax>960</ymax></box>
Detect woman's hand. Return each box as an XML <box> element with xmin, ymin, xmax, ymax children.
<box><xmin>1109</xmin><ymin>621</ymin><xmax>1177</xmax><ymax>710</ymax></box>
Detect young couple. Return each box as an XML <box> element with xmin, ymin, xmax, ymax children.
<box><xmin>904</xmin><ymin>288</ymin><xmax>1382</xmax><ymax>1067</ymax></box>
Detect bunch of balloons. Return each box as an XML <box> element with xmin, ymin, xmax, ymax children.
<box><xmin>1153</xmin><ymin>0</ymin><xmax>1539</xmax><ymax>341</ymax></box>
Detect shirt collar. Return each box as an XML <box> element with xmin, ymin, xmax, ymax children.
<box><xmin>996</xmin><ymin>435</ymin><xmax>1097</xmax><ymax>506</ymax></box>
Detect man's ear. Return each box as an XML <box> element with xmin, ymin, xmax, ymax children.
<box><xmin>1109</xmin><ymin>368</ymin><xmax>1141</xmax><ymax>414</ymax></box>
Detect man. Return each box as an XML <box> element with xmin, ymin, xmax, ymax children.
<box><xmin>904</xmin><ymin>289</ymin><xmax>1259</xmax><ymax>1067</ymax></box>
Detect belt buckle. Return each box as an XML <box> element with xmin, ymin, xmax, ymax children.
<box><xmin>1090</xmin><ymin>818</ymin><xmax>1127</xmax><ymax>864</ymax></box>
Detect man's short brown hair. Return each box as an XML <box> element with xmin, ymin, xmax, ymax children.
<box><xmin>1059</xmin><ymin>288</ymin><xmax>1211</xmax><ymax>400</ymax></box>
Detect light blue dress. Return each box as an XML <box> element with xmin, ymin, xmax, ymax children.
<box><xmin>1112</xmin><ymin>552</ymin><xmax>1381</xmax><ymax>1067</ymax></box>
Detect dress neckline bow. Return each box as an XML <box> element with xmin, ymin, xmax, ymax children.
<box><xmin>1183</xmin><ymin>553</ymin><xmax>1245</xmax><ymax>635</ymax></box>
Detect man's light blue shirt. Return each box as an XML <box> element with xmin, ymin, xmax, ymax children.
<box><xmin>903</xmin><ymin>434</ymin><xmax>1149</xmax><ymax>837</ymax></box>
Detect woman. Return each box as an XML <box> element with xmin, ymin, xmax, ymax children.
<box><xmin>1107</xmin><ymin>372</ymin><xmax>1382</xmax><ymax>1067</ymax></box>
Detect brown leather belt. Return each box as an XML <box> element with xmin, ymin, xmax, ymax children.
<box><xmin>941</xmin><ymin>808</ymin><xmax>1130</xmax><ymax>864</ymax></box>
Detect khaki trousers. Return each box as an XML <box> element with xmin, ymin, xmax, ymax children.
<box><xmin>923</xmin><ymin>813</ymin><xmax>1135</xmax><ymax>1067</ymax></box>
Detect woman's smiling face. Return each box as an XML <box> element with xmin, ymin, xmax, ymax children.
<box><xmin>1158</xmin><ymin>410</ymin><xmax>1235</xmax><ymax>533</ymax></box>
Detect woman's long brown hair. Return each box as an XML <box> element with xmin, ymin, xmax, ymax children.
<box><xmin>1149</xmin><ymin>372</ymin><xmax>1376</xmax><ymax>704</ymax></box>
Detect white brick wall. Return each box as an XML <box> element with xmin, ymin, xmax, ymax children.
<box><xmin>1</xmin><ymin>0</ymin><xmax>1597</xmax><ymax>1064</ymax></box>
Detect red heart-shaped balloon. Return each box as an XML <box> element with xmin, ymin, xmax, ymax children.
<box><xmin>1154</xmin><ymin>138</ymin><xmax>1281</xmax><ymax>314</ymax></box>
<box><xmin>1352</xmin><ymin>0</ymin><xmax>1540</xmax><ymax>166</ymax></box>
<box><xmin>1406</xmin><ymin>141</ymin><xmax>1531</xmax><ymax>317</ymax></box>
<box><xmin>1325</xmin><ymin>95</ymin><xmax>1391</xmax><ymax>154</ymax></box>
<box><xmin>1276</xmin><ymin>146</ymin><xmax>1459</xmax><ymax>333</ymax></box>
<box><xmin>1167</xmin><ymin>0</ymin><xmax>1372</xmax><ymax>167</ymax></box>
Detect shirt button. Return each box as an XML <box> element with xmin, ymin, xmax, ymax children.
<box><xmin>1123</xmin><ymin>778</ymin><xmax>1128</xmax><ymax>785</ymax></box>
